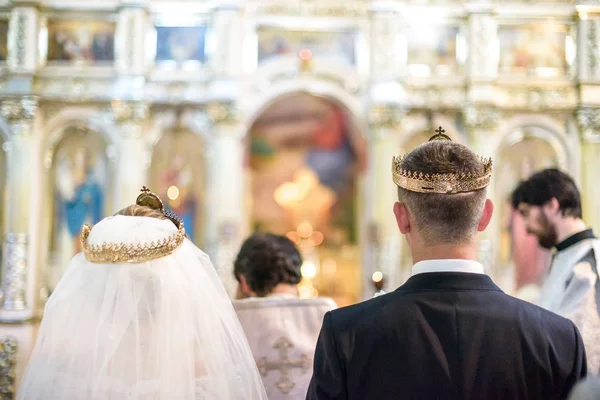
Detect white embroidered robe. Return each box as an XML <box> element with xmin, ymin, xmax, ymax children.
<box><xmin>539</xmin><ymin>237</ymin><xmax>600</xmax><ymax>373</ymax></box>
<box><xmin>234</xmin><ymin>295</ymin><xmax>336</xmax><ymax>399</ymax></box>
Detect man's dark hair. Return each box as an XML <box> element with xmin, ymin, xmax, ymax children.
<box><xmin>511</xmin><ymin>168</ymin><xmax>582</xmax><ymax>218</ymax></box>
<box><xmin>233</xmin><ymin>232</ymin><xmax>302</xmax><ymax>296</ymax></box>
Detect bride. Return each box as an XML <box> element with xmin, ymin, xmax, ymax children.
<box><xmin>18</xmin><ymin>187</ymin><xmax>267</xmax><ymax>399</ymax></box>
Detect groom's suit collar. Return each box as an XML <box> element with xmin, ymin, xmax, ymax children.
<box><xmin>398</xmin><ymin>260</ymin><xmax>503</xmax><ymax>293</ymax></box>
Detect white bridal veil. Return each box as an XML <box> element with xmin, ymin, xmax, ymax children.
<box><xmin>18</xmin><ymin>215</ymin><xmax>267</xmax><ymax>399</ymax></box>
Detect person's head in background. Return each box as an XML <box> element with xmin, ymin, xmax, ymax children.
<box><xmin>511</xmin><ymin>168</ymin><xmax>586</xmax><ymax>249</ymax></box>
<box><xmin>234</xmin><ymin>232</ymin><xmax>303</xmax><ymax>299</ymax></box>
<box><xmin>393</xmin><ymin>140</ymin><xmax>494</xmax><ymax>263</ymax></box>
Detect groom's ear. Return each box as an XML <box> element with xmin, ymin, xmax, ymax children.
<box><xmin>394</xmin><ymin>202</ymin><xmax>411</xmax><ymax>235</ymax></box>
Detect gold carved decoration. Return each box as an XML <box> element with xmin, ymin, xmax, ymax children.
<box><xmin>0</xmin><ymin>233</ymin><xmax>29</xmax><ymax>311</ymax></box>
<box><xmin>110</xmin><ymin>100</ymin><xmax>148</xmax><ymax>124</ymax></box>
<box><xmin>464</xmin><ymin>105</ymin><xmax>501</xmax><ymax>132</ymax></box>
<box><xmin>0</xmin><ymin>97</ymin><xmax>38</xmax><ymax>122</ymax></box>
<box><xmin>257</xmin><ymin>337</ymin><xmax>312</xmax><ymax>395</ymax></box>
<box><xmin>577</xmin><ymin>107</ymin><xmax>600</xmax><ymax>143</ymax></box>
<box><xmin>110</xmin><ymin>101</ymin><xmax>148</xmax><ymax>138</ymax></box>
<box><xmin>0</xmin><ymin>336</ymin><xmax>18</xmax><ymax>399</ymax></box>
<box><xmin>577</xmin><ymin>107</ymin><xmax>600</xmax><ymax>131</ymax></box>
<box><xmin>0</xmin><ymin>97</ymin><xmax>38</xmax><ymax>137</ymax></box>
<box><xmin>587</xmin><ymin>20</ymin><xmax>598</xmax><ymax>74</ymax></box>
<box><xmin>368</xmin><ymin>104</ymin><xmax>405</xmax><ymax>129</ymax></box>
<box><xmin>9</xmin><ymin>12</ymin><xmax>27</xmax><ymax>68</ymax></box>
<box><xmin>207</xmin><ymin>102</ymin><xmax>240</xmax><ymax>125</ymax></box>
<box><xmin>251</xmin><ymin>2</ymin><xmax>366</xmax><ymax>17</ymax></box>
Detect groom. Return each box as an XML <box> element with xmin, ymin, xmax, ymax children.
<box><xmin>306</xmin><ymin>130</ymin><xmax>587</xmax><ymax>399</ymax></box>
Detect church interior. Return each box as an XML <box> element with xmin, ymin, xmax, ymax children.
<box><xmin>1</xmin><ymin>0</ymin><xmax>600</xmax><ymax>393</ymax></box>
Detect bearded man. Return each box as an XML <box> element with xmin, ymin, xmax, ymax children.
<box><xmin>512</xmin><ymin>168</ymin><xmax>600</xmax><ymax>373</ymax></box>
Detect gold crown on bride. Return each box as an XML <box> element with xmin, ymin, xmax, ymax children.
<box><xmin>392</xmin><ymin>127</ymin><xmax>493</xmax><ymax>194</ymax></box>
<box><xmin>80</xmin><ymin>186</ymin><xmax>186</xmax><ymax>263</ymax></box>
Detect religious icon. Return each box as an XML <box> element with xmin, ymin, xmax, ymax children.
<box><xmin>498</xmin><ymin>22</ymin><xmax>570</xmax><ymax>76</ymax></box>
<box><xmin>407</xmin><ymin>23</ymin><xmax>462</xmax><ymax>76</ymax></box>
<box><xmin>149</xmin><ymin>127</ymin><xmax>204</xmax><ymax>245</ymax></box>
<box><xmin>48</xmin><ymin>129</ymin><xmax>109</xmax><ymax>292</ymax></box>
<box><xmin>155</xmin><ymin>26</ymin><xmax>207</xmax><ymax>64</ymax></box>
<box><xmin>46</xmin><ymin>19</ymin><xmax>116</xmax><ymax>64</ymax></box>
<box><xmin>250</xmin><ymin>94</ymin><xmax>363</xmax><ymax>238</ymax></box>
<box><xmin>54</xmin><ymin>148</ymin><xmax>104</xmax><ymax>253</ymax></box>
<box><xmin>0</xmin><ymin>20</ymin><xmax>8</xmax><ymax>62</ymax></box>
<box><xmin>249</xmin><ymin>94</ymin><xmax>366</xmax><ymax>305</ymax></box>
<box><xmin>256</xmin><ymin>27</ymin><xmax>357</xmax><ymax>65</ymax></box>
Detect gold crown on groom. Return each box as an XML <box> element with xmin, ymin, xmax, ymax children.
<box><xmin>392</xmin><ymin>127</ymin><xmax>493</xmax><ymax>194</ymax></box>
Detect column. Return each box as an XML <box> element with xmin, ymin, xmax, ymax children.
<box><xmin>367</xmin><ymin>8</ymin><xmax>409</xmax><ymax>295</ymax></box>
<box><xmin>464</xmin><ymin>106</ymin><xmax>502</xmax><ymax>277</ymax></box>
<box><xmin>369</xmin><ymin>9</ymin><xmax>405</xmax><ymax>81</ymax></box>
<box><xmin>465</xmin><ymin>3</ymin><xmax>500</xmax><ymax>277</ymax></box>
<box><xmin>8</xmin><ymin>5</ymin><xmax>39</xmax><ymax>73</ymax></box>
<box><xmin>205</xmin><ymin>102</ymin><xmax>244</xmax><ymax>297</ymax></box>
<box><xmin>115</xmin><ymin>6</ymin><xmax>149</xmax><ymax>76</ymax></box>
<box><xmin>111</xmin><ymin>100</ymin><xmax>149</xmax><ymax>209</ymax></box>
<box><xmin>466</xmin><ymin>7</ymin><xmax>498</xmax><ymax>81</ymax></box>
<box><xmin>363</xmin><ymin>104</ymin><xmax>405</xmax><ymax>298</ymax></box>
<box><xmin>577</xmin><ymin>10</ymin><xmax>600</xmax><ymax>114</ymax></box>
<box><xmin>577</xmin><ymin>7</ymin><xmax>600</xmax><ymax>232</ymax></box>
<box><xmin>577</xmin><ymin>108</ymin><xmax>600</xmax><ymax>232</ymax></box>
<box><xmin>211</xmin><ymin>5</ymin><xmax>244</xmax><ymax>77</ymax></box>
<box><xmin>465</xmin><ymin>7</ymin><xmax>498</xmax><ymax>112</ymax></box>
<box><xmin>577</xmin><ymin>7</ymin><xmax>600</xmax><ymax>81</ymax></box>
<box><xmin>0</xmin><ymin>97</ymin><xmax>38</xmax><ymax>321</ymax></box>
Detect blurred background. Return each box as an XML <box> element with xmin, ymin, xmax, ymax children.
<box><xmin>0</xmin><ymin>2</ymin><xmax>599</xmax><ymax>373</ymax></box>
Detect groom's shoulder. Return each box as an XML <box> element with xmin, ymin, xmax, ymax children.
<box><xmin>327</xmin><ymin>291</ymin><xmax>405</xmax><ymax>331</ymax></box>
<box><xmin>326</xmin><ymin>286</ymin><xmax>578</xmax><ymax>337</ymax></box>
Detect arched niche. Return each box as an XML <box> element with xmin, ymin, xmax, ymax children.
<box><xmin>246</xmin><ymin>92</ymin><xmax>367</xmax><ymax>306</ymax></box>
<box><xmin>495</xmin><ymin>129</ymin><xmax>562</xmax><ymax>293</ymax></box>
<box><xmin>43</xmin><ymin>125</ymin><xmax>116</xmax><ymax>294</ymax></box>
<box><xmin>242</xmin><ymin>80</ymin><xmax>367</xmax><ymax>139</ymax></box>
<box><xmin>148</xmin><ymin>123</ymin><xmax>206</xmax><ymax>246</ymax></box>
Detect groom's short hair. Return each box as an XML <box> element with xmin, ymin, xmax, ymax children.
<box><xmin>234</xmin><ymin>233</ymin><xmax>302</xmax><ymax>296</ymax></box>
<box><xmin>397</xmin><ymin>141</ymin><xmax>487</xmax><ymax>245</ymax></box>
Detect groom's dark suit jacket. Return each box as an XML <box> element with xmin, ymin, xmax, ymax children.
<box><xmin>306</xmin><ymin>272</ymin><xmax>587</xmax><ymax>400</ymax></box>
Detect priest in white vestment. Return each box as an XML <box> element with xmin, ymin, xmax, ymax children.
<box><xmin>513</xmin><ymin>168</ymin><xmax>600</xmax><ymax>373</ymax></box>
<box><xmin>233</xmin><ymin>233</ymin><xmax>336</xmax><ymax>399</ymax></box>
